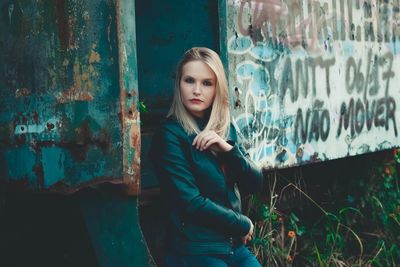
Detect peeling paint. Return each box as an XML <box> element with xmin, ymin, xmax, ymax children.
<box><xmin>15</xmin><ymin>88</ymin><xmax>31</xmax><ymax>98</ymax></box>
<box><xmin>14</xmin><ymin>118</ymin><xmax>61</xmax><ymax>135</ymax></box>
<box><xmin>116</xmin><ymin>0</ymin><xmax>141</xmax><ymax>195</ymax></box>
<box><xmin>89</xmin><ymin>44</ymin><xmax>100</xmax><ymax>63</ymax></box>
<box><xmin>56</xmin><ymin>52</ymin><xmax>100</xmax><ymax>103</ymax></box>
<box><xmin>1</xmin><ymin>0</ymin><xmax>129</xmax><ymax>193</ymax></box>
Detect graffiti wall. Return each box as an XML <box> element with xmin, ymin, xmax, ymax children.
<box><xmin>225</xmin><ymin>0</ymin><xmax>400</xmax><ymax>169</ymax></box>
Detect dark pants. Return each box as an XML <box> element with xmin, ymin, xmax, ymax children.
<box><xmin>165</xmin><ymin>245</ymin><xmax>261</xmax><ymax>267</ymax></box>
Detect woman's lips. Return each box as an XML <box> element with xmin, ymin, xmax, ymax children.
<box><xmin>189</xmin><ymin>99</ymin><xmax>203</xmax><ymax>104</ymax></box>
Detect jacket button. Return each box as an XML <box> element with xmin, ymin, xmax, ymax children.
<box><xmin>229</xmin><ymin>237</ymin><xmax>233</xmax><ymax>244</ymax></box>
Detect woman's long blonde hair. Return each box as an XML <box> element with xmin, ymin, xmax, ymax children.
<box><xmin>167</xmin><ymin>47</ymin><xmax>230</xmax><ymax>138</ymax></box>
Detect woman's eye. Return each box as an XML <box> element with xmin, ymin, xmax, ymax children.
<box><xmin>184</xmin><ymin>78</ymin><xmax>194</xmax><ymax>83</ymax></box>
<box><xmin>203</xmin><ymin>81</ymin><xmax>213</xmax><ymax>86</ymax></box>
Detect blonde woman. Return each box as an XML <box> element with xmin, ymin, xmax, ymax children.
<box><xmin>150</xmin><ymin>47</ymin><xmax>263</xmax><ymax>267</ymax></box>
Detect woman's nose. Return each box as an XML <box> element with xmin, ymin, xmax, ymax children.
<box><xmin>193</xmin><ymin>83</ymin><xmax>201</xmax><ymax>95</ymax></box>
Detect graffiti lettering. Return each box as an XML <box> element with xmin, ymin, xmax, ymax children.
<box><xmin>238</xmin><ymin>0</ymin><xmax>400</xmax><ymax>47</ymax></box>
<box><xmin>294</xmin><ymin>100</ymin><xmax>330</xmax><ymax>144</ymax></box>
<box><xmin>345</xmin><ymin>51</ymin><xmax>395</xmax><ymax>99</ymax></box>
<box><xmin>280</xmin><ymin>56</ymin><xmax>335</xmax><ymax>103</ymax></box>
<box><xmin>337</xmin><ymin>97</ymin><xmax>398</xmax><ymax>137</ymax></box>
<box><xmin>229</xmin><ymin>1</ymin><xmax>400</xmax><ymax>168</ymax></box>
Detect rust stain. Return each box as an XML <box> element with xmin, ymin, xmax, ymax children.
<box><xmin>73</xmin><ymin>59</ymin><xmax>83</xmax><ymax>90</ymax></box>
<box><xmin>57</xmin><ymin>89</ymin><xmax>93</xmax><ymax>104</ymax></box>
<box><xmin>75</xmin><ymin>120</ymin><xmax>92</xmax><ymax>145</ymax></box>
<box><xmin>115</xmin><ymin>0</ymin><xmax>140</xmax><ymax>195</ymax></box>
<box><xmin>56</xmin><ymin>52</ymin><xmax>100</xmax><ymax>103</ymax></box>
<box><xmin>33</xmin><ymin>111</ymin><xmax>39</xmax><ymax>124</ymax></box>
<box><xmin>58</xmin><ymin>153</ymin><xmax>63</xmax><ymax>169</ymax></box>
<box><xmin>130</xmin><ymin>88</ymin><xmax>137</xmax><ymax>98</ymax></box>
<box><xmin>32</xmin><ymin>163</ymin><xmax>44</xmax><ymax>186</ymax></box>
<box><xmin>67</xmin><ymin>16</ymin><xmax>78</xmax><ymax>49</ymax></box>
<box><xmin>107</xmin><ymin>15</ymin><xmax>112</xmax><ymax>43</ymax></box>
<box><xmin>30</xmin><ymin>121</ymin><xmax>111</xmax><ymax>162</ymax></box>
<box><xmin>62</xmin><ymin>58</ymin><xmax>69</xmax><ymax>66</ymax></box>
<box><xmin>97</xmin><ymin>128</ymin><xmax>111</xmax><ymax>153</ymax></box>
<box><xmin>46</xmin><ymin>122</ymin><xmax>55</xmax><ymax>131</ymax></box>
<box><xmin>55</xmin><ymin>0</ymin><xmax>78</xmax><ymax>51</ymax></box>
<box><xmin>15</xmin><ymin>88</ymin><xmax>31</xmax><ymax>98</ymax></box>
<box><xmin>14</xmin><ymin>134</ymin><xmax>26</xmax><ymax>146</ymax></box>
<box><xmin>130</xmin><ymin>123</ymin><xmax>141</xmax><ymax>188</ymax></box>
<box><xmin>116</xmin><ymin>0</ymin><xmax>127</xmax><ymax>181</ymax></box>
<box><xmin>5</xmin><ymin>174</ymin><xmax>125</xmax><ymax>195</ymax></box>
<box><xmin>56</xmin><ymin>120</ymin><xmax>62</xmax><ymax>129</ymax></box>
<box><xmin>56</xmin><ymin>0</ymin><xmax>68</xmax><ymax>50</ymax></box>
<box><xmin>22</xmin><ymin>115</ymin><xmax>28</xmax><ymax>125</ymax></box>
<box><xmin>89</xmin><ymin>44</ymin><xmax>100</xmax><ymax>63</ymax></box>
<box><xmin>83</xmin><ymin>11</ymin><xmax>89</xmax><ymax>20</ymax></box>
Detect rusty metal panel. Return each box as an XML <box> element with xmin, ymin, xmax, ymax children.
<box><xmin>117</xmin><ymin>0</ymin><xmax>141</xmax><ymax>194</ymax></box>
<box><xmin>222</xmin><ymin>0</ymin><xmax>400</xmax><ymax>169</ymax></box>
<box><xmin>0</xmin><ymin>0</ymin><xmax>140</xmax><ymax>194</ymax></box>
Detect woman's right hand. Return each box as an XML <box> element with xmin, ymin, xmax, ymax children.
<box><xmin>241</xmin><ymin>220</ymin><xmax>254</xmax><ymax>245</ymax></box>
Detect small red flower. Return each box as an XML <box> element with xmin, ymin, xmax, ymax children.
<box><xmin>278</xmin><ymin>217</ymin><xmax>283</xmax><ymax>222</ymax></box>
<box><xmin>288</xmin><ymin>255</ymin><xmax>293</xmax><ymax>261</ymax></box>
<box><xmin>389</xmin><ymin>213</ymin><xmax>395</xmax><ymax>218</ymax></box>
<box><xmin>288</xmin><ymin>231</ymin><xmax>295</xmax><ymax>238</ymax></box>
<box><xmin>257</xmin><ymin>221</ymin><xmax>263</xmax><ymax>228</ymax></box>
<box><xmin>385</xmin><ymin>168</ymin><xmax>390</xmax><ymax>174</ymax></box>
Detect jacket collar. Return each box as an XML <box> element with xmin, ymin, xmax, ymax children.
<box><xmin>193</xmin><ymin>110</ymin><xmax>210</xmax><ymax>131</ymax></box>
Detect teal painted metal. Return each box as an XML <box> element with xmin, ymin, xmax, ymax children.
<box><xmin>117</xmin><ymin>0</ymin><xmax>141</xmax><ymax>194</ymax></box>
<box><xmin>79</xmin><ymin>189</ymin><xmax>155</xmax><ymax>267</ymax></box>
<box><xmin>218</xmin><ymin>0</ymin><xmax>229</xmax><ymax>75</ymax></box>
<box><xmin>0</xmin><ymin>0</ymin><xmax>140</xmax><ymax>193</ymax></box>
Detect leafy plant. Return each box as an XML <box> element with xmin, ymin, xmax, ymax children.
<box><xmin>246</xmin><ymin>148</ymin><xmax>400</xmax><ymax>266</ymax></box>
<box><xmin>139</xmin><ymin>100</ymin><xmax>148</xmax><ymax>114</ymax></box>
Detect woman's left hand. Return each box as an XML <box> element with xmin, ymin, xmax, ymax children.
<box><xmin>192</xmin><ymin>130</ymin><xmax>233</xmax><ymax>153</ymax></box>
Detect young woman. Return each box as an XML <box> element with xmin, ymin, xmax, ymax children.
<box><xmin>150</xmin><ymin>47</ymin><xmax>263</xmax><ymax>267</ymax></box>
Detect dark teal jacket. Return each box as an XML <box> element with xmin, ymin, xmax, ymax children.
<box><xmin>150</xmin><ymin>116</ymin><xmax>263</xmax><ymax>255</ymax></box>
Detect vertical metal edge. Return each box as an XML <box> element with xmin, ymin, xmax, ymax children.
<box><xmin>116</xmin><ymin>0</ymin><xmax>141</xmax><ymax>195</ymax></box>
<box><xmin>218</xmin><ymin>0</ymin><xmax>229</xmax><ymax>73</ymax></box>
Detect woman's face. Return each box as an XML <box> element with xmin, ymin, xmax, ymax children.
<box><xmin>180</xmin><ymin>60</ymin><xmax>217</xmax><ymax>118</ymax></box>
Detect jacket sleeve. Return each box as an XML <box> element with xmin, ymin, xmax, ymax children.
<box><xmin>218</xmin><ymin>124</ymin><xmax>264</xmax><ymax>195</ymax></box>
<box><xmin>150</xmin><ymin>124</ymin><xmax>251</xmax><ymax>237</ymax></box>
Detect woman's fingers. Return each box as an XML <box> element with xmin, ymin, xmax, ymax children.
<box><xmin>193</xmin><ymin>131</ymin><xmax>220</xmax><ymax>150</ymax></box>
<box><xmin>199</xmin><ymin>135</ymin><xmax>219</xmax><ymax>151</ymax></box>
<box><xmin>192</xmin><ymin>131</ymin><xmax>208</xmax><ymax>148</ymax></box>
<box><xmin>202</xmin><ymin>136</ymin><xmax>220</xmax><ymax>150</ymax></box>
<box><xmin>192</xmin><ymin>131</ymin><xmax>232</xmax><ymax>152</ymax></box>
<box><xmin>199</xmin><ymin>132</ymin><xmax>214</xmax><ymax>149</ymax></box>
